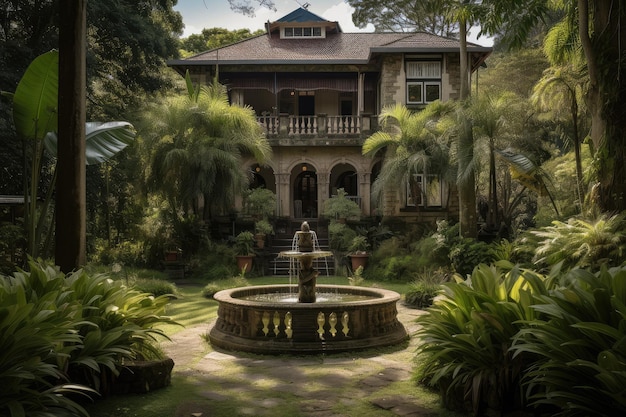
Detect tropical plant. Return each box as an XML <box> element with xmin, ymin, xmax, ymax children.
<box><xmin>3</xmin><ymin>50</ymin><xmax>135</xmax><ymax>261</ymax></box>
<box><xmin>416</xmin><ymin>263</ymin><xmax>548</xmax><ymax>415</ymax></box>
<box><xmin>363</xmin><ymin>102</ymin><xmax>455</xmax><ymax>213</ymax></box>
<box><xmin>322</xmin><ymin>188</ymin><xmax>361</xmax><ymax>221</ymax></box>
<box><xmin>243</xmin><ymin>187</ymin><xmax>276</xmax><ymax>220</ymax></box>
<box><xmin>0</xmin><ymin>259</ymin><xmax>178</xmax><ymax>414</ymax></box>
<box><xmin>527</xmin><ymin>214</ymin><xmax>626</xmax><ymax>271</ymax></box>
<box><xmin>140</xmin><ymin>72</ymin><xmax>271</xmax><ymax>231</ymax></box>
<box><xmin>327</xmin><ymin>221</ymin><xmax>357</xmax><ymax>252</ymax></box>
<box><xmin>234</xmin><ymin>231</ymin><xmax>255</xmax><ymax>256</ymax></box>
<box><xmin>254</xmin><ymin>218</ymin><xmax>273</xmax><ymax>235</ymax></box>
<box><xmin>348</xmin><ymin>235</ymin><xmax>370</xmax><ymax>254</ymax></box>
<box><xmin>511</xmin><ymin>266</ymin><xmax>626</xmax><ymax>416</ymax></box>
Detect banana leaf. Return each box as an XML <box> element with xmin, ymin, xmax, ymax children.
<box><xmin>12</xmin><ymin>50</ymin><xmax>58</xmax><ymax>141</ymax></box>
<box><xmin>44</xmin><ymin>121</ymin><xmax>135</xmax><ymax>165</ymax></box>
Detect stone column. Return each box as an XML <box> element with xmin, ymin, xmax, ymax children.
<box><xmin>276</xmin><ymin>173</ymin><xmax>291</xmax><ymax>217</ymax></box>
<box><xmin>316</xmin><ymin>171</ymin><xmax>330</xmax><ymax>217</ymax></box>
<box><xmin>359</xmin><ymin>172</ymin><xmax>371</xmax><ymax>216</ymax></box>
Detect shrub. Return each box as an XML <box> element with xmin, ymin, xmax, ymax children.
<box><xmin>322</xmin><ymin>188</ymin><xmax>361</xmax><ymax>220</ymax></box>
<box><xmin>0</xmin><ymin>258</ymin><xmax>178</xmax><ymax>413</ymax></box>
<box><xmin>416</xmin><ymin>262</ymin><xmax>548</xmax><ymax>415</ymax></box>
<box><xmin>404</xmin><ymin>268</ymin><xmax>451</xmax><ymax>309</ymax></box>
<box><xmin>529</xmin><ymin>214</ymin><xmax>626</xmax><ymax>271</ymax></box>
<box><xmin>201</xmin><ymin>275</ymin><xmax>250</xmax><ymax>298</ymax></box>
<box><xmin>328</xmin><ymin>221</ymin><xmax>357</xmax><ymax>252</ymax></box>
<box><xmin>510</xmin><ymin>266</ymin><xmax>626</xmax><ymax>416</ymax></box>
<box><xmin>449</xmin><ymin>238</ymin><xmax>495</xmax><ymax>277</ymax></box>
<box><xmin>133</xmin><ymin>278</ymin><xmax>178</xmax><ymax>297</ymax></box>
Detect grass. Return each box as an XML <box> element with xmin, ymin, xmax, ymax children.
<box><xmin>85</xmin><ymin>275</ymin><xmax>457</xmax><ymax>417</ymax></box>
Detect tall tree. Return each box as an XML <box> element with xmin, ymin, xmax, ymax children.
<box><xmin>349</xmin><ymin>0</ymin><xmax>457</xmax><ymax>35</ymax></box>
<box><xmin>140</xmin><ymin>77</ymin><xmax>271</xmax><ymax>234</ymax></box>
<box><xmin>362</xmin><ymin>102</ymin><xmax>456</xmax><ymax>214</ymax></box>
<box><xmin>180</xmin><ymin>28</ymin><xmax>264</xmax><ymax>55</ymax></box>
<box><xmin>56</xmin><ymin>0</ymin><xmax>86</xmax><ymax>272</ymax></box>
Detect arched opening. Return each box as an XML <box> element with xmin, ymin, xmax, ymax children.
<box><xmin>249</xmin><ymin>164</ymin><xmax>276</xmax><ymax>193</ymax></box>
<box><xmin>293</xmin><ymin>164</ymin><xmax>317</xmax><ymax>218</ymax></box>
<box><xmin>329</xmin><ymin>163</ymin><xmax>358</xmax><ymax>205</ymax></box>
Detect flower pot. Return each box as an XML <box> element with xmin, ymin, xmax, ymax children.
<box><xmin>349</xmin><ymin>253</ymin><xmax>369</xmax><ymax>271</ymax></box>
<box><xmin>255</xmin><ymin>233</ymin><xmax>266</xmax><ymax>249</ymax></box>
<box><xmin>164</xmin><ymin>251</ymin><xmax>179</xmax><ymax>262</ymax></box>
<box><xmin>236</xmin><ymin>254</ymin><xmax>254</xmax><ymax>273</ymax></box>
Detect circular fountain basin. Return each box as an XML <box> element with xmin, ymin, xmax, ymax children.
<box><xmin>209</xmin><ymin>284</ymin><xmax>409</xmax><ymax>354</ymax></box>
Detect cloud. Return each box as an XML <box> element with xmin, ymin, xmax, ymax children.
<box><xmin>321</xmin><ymin>3</ymin><xmax>374</xmax><ymax>33</ymax></box>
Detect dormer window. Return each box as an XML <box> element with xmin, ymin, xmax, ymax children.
<box><xmin>282</xmin><ymin>26</ymin><xmax>324</xmax><ymax>38</ymax></box>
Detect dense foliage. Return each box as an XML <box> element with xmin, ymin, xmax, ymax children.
<box><xmin>417</xmin><ymin>263</ymin><xmax>626</xmax><ymax>416</ymax></box>
<box><xmin>0</xmin><ymin>260</ymin><xmax>177</xmax><ymax>416</ymax></box>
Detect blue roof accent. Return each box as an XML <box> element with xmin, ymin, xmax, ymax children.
<box><xmin>277</xmin><ymin>7</ymin><xmax>329</xmax><ymax>23</ymax></box>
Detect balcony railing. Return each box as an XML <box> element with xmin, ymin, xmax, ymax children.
<box><xmin>256</xmin><ymin>114</ymin><xmax>374</xmax><ymax>137</ymax></box>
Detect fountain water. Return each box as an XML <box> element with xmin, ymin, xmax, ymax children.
<box><xmin>209</xmin><ymin>222</ymin><xmax>408</xmax><ymax>354</ymax></box>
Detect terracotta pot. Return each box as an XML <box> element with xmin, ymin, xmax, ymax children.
<box><xmin>236</xmin><ymin>255</ymin><xmax>254</xmax><ymax>273</ymax></box>
<box><xmin>164</xmin><ymin>251</ymin><xmax>179</xmax><ymax>262</ymax></box>
<box><xmin>349</xmin><ymin>253</ymin><xmax>369</xmax><ymax>270</ymax></box>
<box><xmin>255</xmin><ymin>233</ymin><xmax>266</xmax><ymax>249</ymax></box>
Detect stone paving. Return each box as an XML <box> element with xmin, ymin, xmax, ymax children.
<box><xmin>162</xmin><ymin>303</ymin><xmax>441</xmax><ymax>417</ymax></box>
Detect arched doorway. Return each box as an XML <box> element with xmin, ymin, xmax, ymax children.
<box><xmin>293</xmin><ymin>166</ymin><xmax>317</xmax><ymax>218</ymax></box>
<box><xmin>329</xmin><ymin>163</ymin><xmax>357</xmax><ymax>197</ymax></box>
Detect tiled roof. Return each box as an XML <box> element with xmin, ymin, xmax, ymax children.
<box><xmin>172</xmin><ymin>32</ymin><xmax>491</xmax><ymax>66</ymax></box>
<box><xmin>277</xmin><ymin>8</ymin><xmax>329</xmax><ymax>23</ymax></box>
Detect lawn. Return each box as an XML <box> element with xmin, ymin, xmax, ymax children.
<box><xmin>84</xmin><ymin>276</ymin><xmax>456</xmax><ymax>417</ymax></box>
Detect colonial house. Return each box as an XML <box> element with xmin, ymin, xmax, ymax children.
<box><xmin>168</xmin><ymin>7</ymin><xmax>491</xmax><ymax>227</ymax></box>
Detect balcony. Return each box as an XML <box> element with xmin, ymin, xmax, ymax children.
<box><xmin>257</xmin><ymin>114</ymin><xmax>378</xmax><ymax>146</ymax></box>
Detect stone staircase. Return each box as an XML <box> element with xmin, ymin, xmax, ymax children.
<box><xmin>265</xmin><ymin>219</ymin><xmax>335</xmax><ymax>276</ymax></box>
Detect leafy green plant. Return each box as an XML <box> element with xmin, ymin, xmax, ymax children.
<box><xmin>201</xmin><ymin>275</ymin><xmax>251</xmax><ymax>298</ymax></box>
<box><xmin>322</xmin><ymin>188</ymin><xmax>361</xmax><ymax>220</ymax></box>
<box><xmin>404</xmin><ymin>269</ymin><xmax>451</xmax><ymax>309</ymax></box>
<box><xmin>254</xmin><ymin>218</ymin><xmax>273</xmax><ymax>235</ymax></box>
<box><xmin>0</xmin><ymin>264</ymin><xmax>94</xmax><ymax>417</ymax></box>
<box><xmin>234</xmin><ymin>231</ymin><xmax>255</xmax><ymax>256</ymax></box>
<box><xmin>511</xmin><ymin>267</ymin><xmax>626</xmax><ymax>416</ymax></box>
<box><xmin>133</xmin><ymin>278</ymin><xmax>178</xmax><ymax>297</ymax></box>
<box><xmin>348</xmin><ymin>265</ymin><xmax>365</xmax><ymax>286</ymax></box>
<box><xmin>242</xmin><ymin>187</ymin><xmax>276</xmax><ymax>220</ymax></box>
<box><xmin>348</xmin><ymin>235</ymin><xmax>370</xmax><ymax>254</ymax></box>
<box><xmin>416</xmin><ymin>262</ymin><xmax>548</xmax><ymax>415</ymax></box>
<box><xmin>328</xmin><ymin>222</ymin><xmax>357</xmax><ymax>252</ymax></box>
<box><xmin>449</xmin><ymin>238</ymin><xmax>496</xmax><ymax>277</ymax></box>
<box><xmin>529</xmin><ymin>214</ymin><xmax>626</xmax><ymax>271</ymax></box>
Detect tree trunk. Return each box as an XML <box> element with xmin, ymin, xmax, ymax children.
<box><xmin>56</xmin><ymin>0</ymin><xmax>86</xmax><ymax>272</ymax></box>
<box><xmin>579</xmin><ymin>0</ymin><xmax>626</xmax><ymax>212</ymax></box>
<box><xmin>458</xmin><ymin>110</ymin><xmax>477</xmax><ymax>238</ymax></box>
<box><xmin>457</xmin><ymin>18</ymin><xmax>476</xmax><ymax>237</ymax></box>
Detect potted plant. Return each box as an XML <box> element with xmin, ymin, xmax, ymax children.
<box><xmin>242</xmin><ymin>187</ymin><xmax>276</xmax><ymax>220</ymax></box>
<box><xmin>254</xmin><ymin>218</ymin><xmax>273</xmax><ymax>249</ymax></box>
<box><xmin>348</xmin><ymin>235</ymin><xmax>370</xmax><ymax>271</ymax></box>
<box><xmin>322</xmin><ymin>188</ymin><xmax>361</xmax><ymax>223</ymax></box>
<box><xmin>234</xmin><ymin>231</ymin><xmax>255</xmax><ymax>273</ymax></box>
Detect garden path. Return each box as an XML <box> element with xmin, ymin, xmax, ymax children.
<box><xmin>162</xmin><ymin>303</ymin><xmax>441</xmax><ymax>417</ymax></box>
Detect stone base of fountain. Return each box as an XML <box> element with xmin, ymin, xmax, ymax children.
<box><xmin>209</xmin><ymin>284</ymin><xmax>409</xmax><ymax>354</ymax></box>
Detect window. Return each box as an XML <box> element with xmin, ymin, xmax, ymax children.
<box><xmin>282</xmin><ymin>26</ymin><xmax>324</xmax><ymax>38</ymax></box>
<box><xmin>407</xmin><ymin>175</ymin><xmax>443</xmax><ymax>207</ymax></box>
<box><xmin>406</xmin><ymin>60</ymin><xmax>442</xmax><ymax>104</ymax></box>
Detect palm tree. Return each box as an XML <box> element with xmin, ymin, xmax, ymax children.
<box><xmin>140</xmin><ymin>75</ymin><xmax>271</xmax><ymax>230</ymax></box>
<box><xmin>531</xmin><ymin>30</ymin><xmax>589</xmax><ymax>211</ymax></box>
<box><xmin>362</xmin><ymin>102</ymin><xmax>455</xmax><ymax>216</ymax></box>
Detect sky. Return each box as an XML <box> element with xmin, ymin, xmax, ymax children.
<box><xmin>173</xmin><ymin>0</ymin><xmax>493</xmax><ymax>46</ymax></box>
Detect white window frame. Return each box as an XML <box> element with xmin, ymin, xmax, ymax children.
<box><xmin>406</xmin><ymin>174</ymin><xmax>443</xmax><ymax>207</ymax></box>
<box><xmin>282</xmin><ymin>26</ymin><xmax>325</xmax><ymax>39</ymax></box>
<box><xmin>406</xmin><ymin>60</ymin><xmax>442</xmax><ymax>104</ymax></box>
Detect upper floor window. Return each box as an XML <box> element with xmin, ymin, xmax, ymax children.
<box><xmin>406</xmin><ymin>61</ymin><xmax>442</xmax><ymax>105</ymax></box>
<box><xmin>407</xmin><ymin>175</ymin><xmax>443</xmax><ymax>207</ymax></box>
<box><xmin>282</xmin><ymin>26</ymin><xmax>324</xmax><ymax>38</ymax></box>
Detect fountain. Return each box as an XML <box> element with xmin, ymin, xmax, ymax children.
<box><xmin>209</xmin><ymin>222</ymin><xmax>408</xmax><ymax>354</ymax></box>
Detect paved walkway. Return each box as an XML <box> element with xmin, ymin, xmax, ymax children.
<box><xmin>162</xmin><ymin>304</ymin><xmax>440</xmax><ymax>417</ymax></box>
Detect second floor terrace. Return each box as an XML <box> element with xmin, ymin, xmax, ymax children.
<box><xmin>256</xmin><ymin>113</ymin><xmax>379</xmax><ymax>145</ymax></box>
